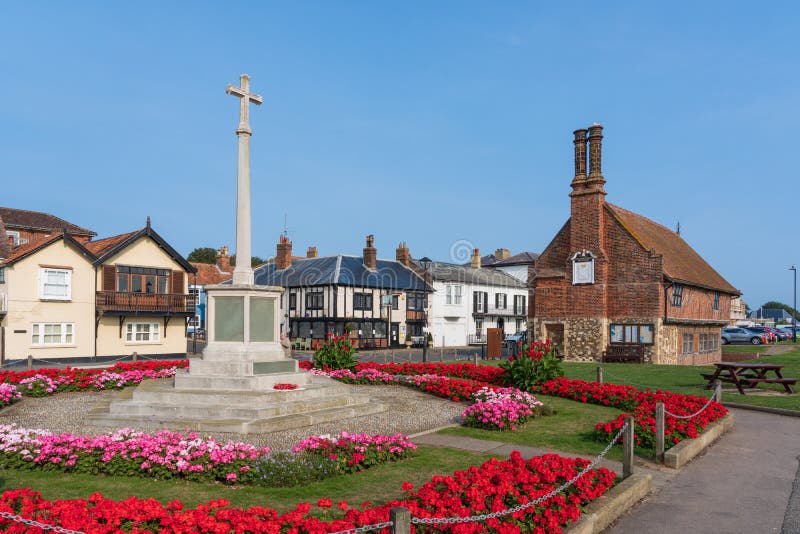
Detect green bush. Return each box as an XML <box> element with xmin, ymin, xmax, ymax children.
<box><xmin>499</xmin><ymin>341</ymin><xmax>564</xmax><ymax>391</ymax></box>
<box><xmin>313</xmin><ymin>334</ymin><xmax>358</xmax><ymax>370</ymax></box>
<box><xmin>254</xmin><ymin>452</ymin><xmax>339</xmax><ymax>487</ymax></box>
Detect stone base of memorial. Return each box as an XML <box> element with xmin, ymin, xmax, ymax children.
<box><xmin>89</xmin><ymin>284</ymin><xmax>385</xmax><ymax>434</ymax></box>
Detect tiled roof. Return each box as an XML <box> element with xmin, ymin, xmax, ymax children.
<box><xmin>253</xmin><ymin>255</ymin><xmax>431</xmax><ymax>291</ymax></box>
<box><xmin>0</xmin><ymin>216</ymin><xmax>11</xmax><ymax>259</ymax></box>
<box><xmin>0</xmin><ymin>207</ymin><xmax>96</xmax><ymax>237</ymax></box>
<box><xmin>423</xmin><ymin>261</ymin><xmax>526</xmax><ymax>288</ymax></box>
<box><xmin>0</xmin><ymin>234</ymin><xmax>65</xmax><ymax>265</ymax></box>
<box><xmin>606</xmin><ymin>203</ymin><xmax>739</xmax><ymax>294</ymax></box>
<box><xmin>191</xmin><ymin>262</ymin><xmax>232</xmax><ymax>285</ymax></box>
<box><xmin>492</xmin><ymin>252</ymin><xmax>539</xmax><ymax>266</ymax></box>
<box><xmin>84</xmin><ymin>231</ymin><xmax>138</xmax><ymax>256</ymax></box>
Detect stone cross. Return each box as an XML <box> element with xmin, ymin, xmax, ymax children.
<box><xmin>226</xmin><ymin>74</ymin><xmax>263</xmax><ymax>286</ymax></box>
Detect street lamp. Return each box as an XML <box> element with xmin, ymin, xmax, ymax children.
<box><xmin>419</xmin><ymin>257</ymin><xmax>432</xmax><ymax>363</ymax></box>
<box><xmin>791</xmin><ymin>266</ymin><xmax>797</xmax><ymax>343</ymax></box>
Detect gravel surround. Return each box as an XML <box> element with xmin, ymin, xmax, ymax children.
<box><xmin>0</xmin><ymin>384</ymin><xmax>464</xmax><ymax>451</ymax></box>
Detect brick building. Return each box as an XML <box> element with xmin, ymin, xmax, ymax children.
<box><xmin>530</xmin><ymin>125</ymin><xmax>740</xmax><ymax>364</ymax></box>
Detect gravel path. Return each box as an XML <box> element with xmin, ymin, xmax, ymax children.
<box><xmin>0</xmin><ymin>384</ymin><xmax>464</xmax><ymax>451</ymax></box>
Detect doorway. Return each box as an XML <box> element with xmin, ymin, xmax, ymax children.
<box><xmin>544</xmin><ymin>323</ymin><xmax>565</xmax><ymax>356</ymax></box>
<box><xmin>390</xmin><ymin>323</ymin><xmax>400</xmax><ymax>347</ymax></box>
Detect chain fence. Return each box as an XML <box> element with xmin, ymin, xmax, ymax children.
<box><xmin>663</xmin><ymin>384</ymin><xmax>721</xmax><ymax>420</ymax></box>
<box><xmin>0</xmin><ymin>511</ymin><xmax>85</xmax><ymax>534</ymax></box>
<box><xmin>599</xmin><ymin>367</ymin><xmax>708</xmax><ymax>391</ymax></box>
<box><xmin>329</xmin><ymin>521</ymin><xmax>394</xmax><ymax>534</ymax></box>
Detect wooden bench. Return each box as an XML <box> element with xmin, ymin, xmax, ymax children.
<box><xmin>603</xmin><ymin>344</ymin><xmax>644</xmax><ymax>363</ymax></box>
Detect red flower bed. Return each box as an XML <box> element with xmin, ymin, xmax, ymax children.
<box><xmin>273</xmin><ymin>383</ymin><xmax>299</xmax><ymax>390</ymax></box>
<box><xmin>0</xmin><ymin>452</ymin><xmax>616</xmax><ymax>533</ymax></box>
<box><xmin>357</xmin><ymin>361</ymin><xmax>505</xmax><ymax>384</ymax></box>
<box><xmin>535</xmin><ymin>378</ymin><xmax>728</xmax><ymax>449</ymax></box>
<box><xmin>0</xmin><ymin>360</ymin><xmax>188</xmax><ymax>390</ymax></box>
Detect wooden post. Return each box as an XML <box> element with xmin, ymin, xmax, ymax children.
<box><xmin>391</xmin><ymin>351</ymin><xmax>395</xmax><ymax>363</ymax></box>
<box><xmin>473</xmin><ymin>352</ymin><xmax>478</xmax><ymax>366</ymax></box>
<box><xmin>623</xmin><ymin>415</ymin><xmax>634</xmax><ymax>479</ymax></box>
<box><xmin>713</xmin><ymin>379</ymin><xmax>722</xmax><ymax>402</ymax></box>
<box><xmin>27</xmin><ymin>355</ymin><xmax>33</xmax><ymax>371</ymax></box>
<box><xmin>439</xmin><ymin>350</ymin><xmax>443</xmax><ymax>362</ymax></box>
<box><xmin>132</xmin><ymin>352</ymin><xmax>138</xmax><ymax>363</ymax></box>
<box><xmin>597</xmin><ymin>366</ymin><xmax>603</xmax><ymax>384</ymax></box>
<box><xmin>655</xmin><ymin>402</ymin><xmax>665</xmax><ymax>463</ymax></box>
<box><xmin>389</xmin><ymin>506</ymin><xmax>411</xmax><ymax>534</ymax></box>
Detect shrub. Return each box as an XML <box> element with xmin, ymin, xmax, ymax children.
<box><xmin>313</xmin><ymin>333</ymin><xmax>358</xmax><ymax>370</ymax></box>
<box><xmin>499</xmin><ymin>340</ymin><xmax>563</xmax><ymax>391</ymax></box>
<box><xmin>254</xmin><ymin>452</ymin><xmax>339</xmax><ymax>487</ymax></box>
<box><xmin>462</xmin><ymin>387</ymin><xmax>547</xmax><ymax>431</ymax></box>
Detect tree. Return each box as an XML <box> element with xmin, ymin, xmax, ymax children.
<box><xmin>230</xmin><ymin>254</ymin><xmax>267</xmax><ymax>268</ymax></box>
<box><xmin>187</xmin><ymin>247</ymin><xmax>217</xmax><ymax>264</ymax></box>
<box><xmin>760</xmin><ymin>301</ymin><xmax>800</xmax><ymax>321</ymax></box>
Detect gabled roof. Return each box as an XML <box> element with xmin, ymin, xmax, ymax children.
<box><xmin>492</xmin><ymin>252</ymin><xmax>539</xmax><ymax>266</ymax></box>
<box><xmin>0</xmin><ymin>233</ymin><xmax>96</xmax><ymax>267</ymax></box>
<box><xmin>606</xmin><ymin>203</ymin><xmax>739</xmax><ymax>294</ymax></box>
<box><xmin>89</xmin><ymin>224</ymin><xmax>195</xmax><ymax>273</ymax></box>
<box><xmin>253</xmin><ymin>255</ymin><xmax>431</xmax><ymax>291</ymax></box>
<box><xmin>191</xmin><ymin>262</ymin><xmax>232</xmax><ymax>285</ymax></box>
<box><xmin>0</xmin><ymin>216</ymin><xmax>11</xmax><ymax>259</ymax></box>
<box><xmin>747</xmin><ymin>308</ymin><xmax>794</xmax><ymax>321</ymax></box>
<box><xmin>422</xmin><ymin>261</ymin><xmax>526</xmax><ymax>288</ymax></box>
<box><xmin>0</xmin><ymin>207</ymin><xmax>96</xmax><ymax>237</ymax></box>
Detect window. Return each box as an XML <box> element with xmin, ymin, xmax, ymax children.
<box><xmin>188</xmin><ymin>315</ymin><xmax>201</xmax><ymax>327</ymax></box>
<box><xmin>699</xmin><ymin>333</ymin><xmax>719</xmax><ymax>352</ymax></box>
<box><xmin>392</xmin><ymin>295</ymin><xmax>399</xmax><ymax>310</ymax></box>
<box><xmin>188</xmin><ymin>287</ymin><xmax>199</xmax><ymax>306</ymax></box>
<box><xmin>306</xmin><ymin>289</ymin><xmax>323</xmax><ymax>310</ymax></box>
<box><xmin>445</xmin><ymin>285</ymin><xmax>462</xmax><ymax>305</ymax></box>
<box><xmin>289</xmin><ymin>292</ymin><xmax>297</xmax><ymax>310</ymax></box>
<box><xmin>0</xmin><ymin>267</ymin><xmax>5</xmax><ymax>283</ymax></box>
<box><xmin>6</xmin><ymin>231</ymin><xmax>20</xmax><ymax>247</ymax></box>
<box><xmin>681</xmin><ymin>332</ymin><xmax>694</xmax><ymax>354</ymax></box>
<box><xmin>672</xmin><ymin>284</ymin><xmax>684</xmax><ymax>307</ymax></box>
<box><xmin>609</xmin><ymin>324</ymin><xmax>654</xmax><ymax>344</ymax></box>
<box><xmin>126</xmin><ymin>322</ymin><xmax>161</xmax><ymax>343</ymax></box>
<box><xmin>407</xmin><ymin>322</ymin><xmax>424</xmax><ymax>337</ymax></box>
<box><xmin>495</xmin><ymin>293</ymin><xmax>507</xmax><ymax>309</ymax></box>
<box><xmin>516</xmin><ymin>319</ymin><xmax>523</xmax><ymax>331</ymax></box>
<box><xmin>407</xmin><ymin>292</ymin><xmax>427</xmax><ymax>311</ymax></box>
<box><xmin>116</xmin><ymin>266</ymin><xmax>170</xmax><ymax>294</ymax></box>
<box><xmin>514</xmin><ymin>295</ymin><xmax>527</xmax><ymax>314</ymax></box>
<box><xmin>475</xmin><ymin>318</ymin><xmax>484</xmax><ymax>335</ymax></box>
<box><xmin>40</xmin><ymin>268</ymin><xmax>71</xmax><ymax>300</ymax></box>
<box><xmin>354</xmin><ymin>292</ymin><xmax>373</xmax><ymax>310</ymax></box>
<box><xmin>374</xmin><ymin>321</ymin><xmax>387</xmax><ymax>339</ymax></box>
<box><xmin>31</xmin><ymin>323</ymin><xmax>74</xmax><ymax>346</ymax></box>
<box><xmin>474</xmin><ymin>291</ymin><xmax>487</xmax><ymax>313</ymax></box>
<box><xmin>713</xmin><ymin>292</ymin><xmax>720</xmax><ymax>311</ymax></box>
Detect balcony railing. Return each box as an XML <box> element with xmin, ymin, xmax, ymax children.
<box><xmin>96</xmin><ymin>291</ymin><xmax>195</xmax><ymax>315</ymax></box>
<box><xmin>473</xmin><ymin>305</ymin><xmax>527</xmax><ymax>317</ymax></box>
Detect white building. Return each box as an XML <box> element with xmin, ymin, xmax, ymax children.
<box><xmin>423</xmin><ymin>259</ymin><xmax>528</xmax><ymax>347</ymax></box>
<box><xmin>478</xmin><ymin>248</ymin><xmax>539</xmax><ymax>284</ymax></box>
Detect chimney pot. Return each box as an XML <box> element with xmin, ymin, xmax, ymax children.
<box><xmin>572</xmin><ymin>128</ymin><xmax>588</xmax><ymax>187</ymax></box>
<box><xmin>363</xmin><ymin>235</ymin><xmax>377</xmax><ymax>270</ymax></box>
<box><xmin>216</xmin><ymin>245</ymin><xmax>232</xmax><ymax>272</ymax></box>
<box><xmin>587</xmin><ymin>124</ymin><xmax>604</xmax><ymax>182</ymax></box>
<box><xmin>396</xmin><ymin>241</ymin><xmax>411</xmax><ymax>267</ymax></box>
<box><xmin>470</xmin><ymin>248</ymin><xmax>481</xmax><ymax>269</ymax></box>
<box><xmin>494</xmin><ymin>248</ymin><xmax>511</xmax><ymax>262</ymax></box>
<box><xmin>276</xmin><ymin>236</ymin><xmax>293</xmax><ymax>269</ymax></box>
<box><xmin>306</xmin><ymin>246</ymin><xmax>318</xmax><ymax>258</ymax></box>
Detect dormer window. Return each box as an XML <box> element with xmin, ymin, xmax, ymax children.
<box><xmin>571</xmin><ymin>250</ymin><xmax>595</xmax><ymax>285</ymax></box>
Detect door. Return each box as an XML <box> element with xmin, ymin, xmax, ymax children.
<box><xmin>545</xmin><ymin>323</ymin><xmax>565</xmax><ymax>355</ymax></box>
<box><xmin>390</xmin><ymin>323</ymin><xmax>400</xmax><ymax>347</ymax></box>
<box><xmin>487</xmin><ymin>328</ymin><xmax>504</xmax><ymax>358</ymax></box>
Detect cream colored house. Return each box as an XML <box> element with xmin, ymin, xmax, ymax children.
<box><xmin>0</xmin><ymin>220</ymin><xmax>195</xmax><ymax>362</ymax></box>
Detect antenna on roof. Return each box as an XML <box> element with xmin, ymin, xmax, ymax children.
<box><xmin>146</xmin><ymin>216</ymin><xmax>151</xmax><ymax>229</ymax></box>
<box><xmin>676</xmin><ymin>221</ymin><xmax>681</xmax><ymax>236</ymax></box>
<box><xmin>281</xmin><ymin>213</ymin><xmax>293</xmax><ymax>238</ymax></box>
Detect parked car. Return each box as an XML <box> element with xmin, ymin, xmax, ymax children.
<box><xmin>766</xmin><ymin>327</ymin><xmax>789</xmax><ymax>341</ymax></box>
<box><xmin>744</xmin><ymin>326</ymin><xmax>776</xmax><ymax>343</ymax></box>
<box><xmin>504</xmin><ymin>330</ymin><xmax>528</xmax><ymax>346</ymax></box>
<box><xmin>721</xmin><ymin>327</ymin><xmax>766</xmax><ymax>345</ymax></box>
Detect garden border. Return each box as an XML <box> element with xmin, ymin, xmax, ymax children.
<box><xmin>663</xmin><ymin>413</ymin><xmax>735</xmax><ymax>469</ymax></box>
<box><xmin>564</xmin><ymin>472</ymin><xmax>652</xmax><ymax>534</ymax></box>
<box><xmin>722</xmin><ymin>402</ymin><xmax>800</xmax><ymax>418</ymax></box>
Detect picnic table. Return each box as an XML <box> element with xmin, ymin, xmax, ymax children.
<box><xmin>702</xmin><ymin>362</ymin><xmax>797</xmax><ymax>395</ymax></box>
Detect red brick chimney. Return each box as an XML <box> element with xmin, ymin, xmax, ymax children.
<box><xmin>571</xmin><ymin>128</ymin><xmax>588</xmax><ymax>189</ymax></box>
<box><xmin>276</xmin><ymin>236</ymin><xmax>293</xmax><ymax>270</ymax></box>
<box><xmin>395</xmin><ymin>242</ymin><xmax>410</xmax><ymax>266</ymax></box>
<box><xmin>307</xmin><ymin>246</ymin><xmax>318</xmax><ymax>258</ymax></box>
<box><xmin>216</xmin><ymin>245</ymin><xmax>232</xmax><ymax>273</ymax></box>
<box><xmin>363</xmin><ymin>235</ymin><xmax>377</xmax><ymax>270</ymax></box>
<box><xmin>470</xmin><ymin>248</ymin><xmax>481</xmax><ymax>268</ymax></box>
<box><xmin>586</xmin><ymin>124</ymin><xmax>605</xmax><ymax>190</ymax></box>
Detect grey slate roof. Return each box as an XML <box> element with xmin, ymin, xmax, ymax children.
<box><xmin>473</xmin><ymin>251</ymin><xmax>539</xmax><ymax>267</ymax></box>
<box><xmin>253</xmin><ymin>255</ymin><xmax>431</xmax><ymax>291</ymax></box>
<box><xmin>747</xmin><ymin>308</ymin><xmax>795</xmax><ymax>321</ymax></box>
<box><xmin>420</xmin><ymin>260</ymin><xmax>526</xmax><ymax>288</ymax></box>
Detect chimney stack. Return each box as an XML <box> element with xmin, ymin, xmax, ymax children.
<box><xmin>571</xmin><ymin>128</ymin><xmax>588</xmax><ymax>188</ymax></box>
<box><xmin>587</xmin><ymin>124</ymin><xmax>605</xmax><ymax>188</ymax></box>
<box><xmin>470</xmin><ymin>248</ymin><xmax>481</xmax><ymax>269</ymax></box>
<box><xmin>494</xmin><ymin>248</ymin><xmax>511</xmax><ymax>262</ymax></box>
<box><xmin>306</xmin><ymin>246</ymin><xmax>318</xmax><ymax>258</ymax></box>
<box><xmin>216</xmin><ymin>245</ymin><xmax>232</xmax><ymax>272</ymax></box>
<box><xmin>396</xmin><ymin>242</ymin><xmax>411</xmax><ymax>267</ymax></box>
<box><xmin>363</xmin><ymin>235</ymin><xmax>377</xmax><ymax>270</ymax></box>
<box><xmin>276</xmin><ymin>235</ymin><xmax>293</xmax><ymax>270</ymax></box>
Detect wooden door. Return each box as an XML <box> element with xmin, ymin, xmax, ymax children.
<box><xmin>487</xmin><ymin>328</ymin><xmax>504</xmax><ymax>359</ymax></box>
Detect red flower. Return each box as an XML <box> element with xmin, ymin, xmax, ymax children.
<box><xmin>401</xmin><ymin>482</ymin><xmax>414</xmax><ymax>491</ymax></box>
<box><xmin>317</xmin><ymin>498</ymin><xmax>333</xmax><ymax>508</ymax></box>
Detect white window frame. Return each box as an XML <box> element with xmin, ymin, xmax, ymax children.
<box><xmin>6</xmin><ymin>231</ymin><xmax>20</xmax><ymax>247</ymax></box>
<box><xmin>126</xmin><ymin>322</ymin><xmax>161</xmax><ymax>343</ymax></box>
<box><xmin>445</xmin><ymin>285</ymin><xmax>462</xmax><ymax>305</ymax></box>
<box><xmin>39</xmin><ymin>268</ymin><xmax>72</xmax><ymax>301</ymax></box>
<box><xmin>31</xmin><ymin>323</ymin><xmax>74</xmax><ymax>346</ymax></box>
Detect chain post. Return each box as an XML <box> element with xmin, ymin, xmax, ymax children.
<box><xmin>132</xmin><ymin>351</ymin><xmax>138</xmax><ymax>363</ymax></box>
<box><xmin>655</xmin><ymin>402</ymin><xmax>665</xmax><ymax>463</ymax></box>
<box><xmin>27</xmin><ymin>355</ymin><xmax>33</xmax><ymax>371</ymax></box>
<box><xmin>597</xmin><ymin>366</ymin><xmax>603</xmax><ymax>384</ymax></box>
<box><xmin>473</xmin><ymin>351</ymin><xmax>478</xmax><ymax>366</ymax></box>
<box><xmin>713</xmin><ymin>380</ymin><xmax>722</xmax><ymax>402</ymax></box>
<box><xmin>390</xmin><ymin>507</ymin><xmax>411</xmax><ymax>534</ymax></box>
<box><xmin>623</xmin><ymin>416</ymin><xmax>634</xmax><ymax>478</ymax></box>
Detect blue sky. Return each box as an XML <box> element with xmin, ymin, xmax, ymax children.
<box><xmin>1</xmin><ymin>2</ymin><xmax>798</xmax><ymax>309</ymax></box>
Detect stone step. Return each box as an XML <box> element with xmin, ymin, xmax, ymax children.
<box><xmin>173</xmin><ymin>371</ymin><xmax>311</xmax><ymax>391</ymax></box>
<box><xmin>185</xmin><ymin>359</ymin><xmax>298</xmax><ymax>377</ymax></box>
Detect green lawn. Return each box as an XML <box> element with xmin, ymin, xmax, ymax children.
<box><xmin>720</xmin><ymin>345</ymin><xmax>767</xmax><ymax>353</ymax></box>
<box><xmin>438</xmin><ymin>395</ymin><xmax>637</xmax><ymax>461</ymax></box>
<box><xmin>0</xmin><ymin>445</ymin><xmax>498</xmax><ymax>512</ymax></box>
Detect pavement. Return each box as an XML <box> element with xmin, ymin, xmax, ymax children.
<box><xmin>412</xmin><ymin>407</ymin><xmax>800</xmax><ymax>534</ymax></box>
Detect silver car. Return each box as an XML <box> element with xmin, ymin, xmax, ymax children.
<box><xmin>721</xmin><ymin>327</ymin><xmax>763</xmax><ymax>345</ymax></box>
